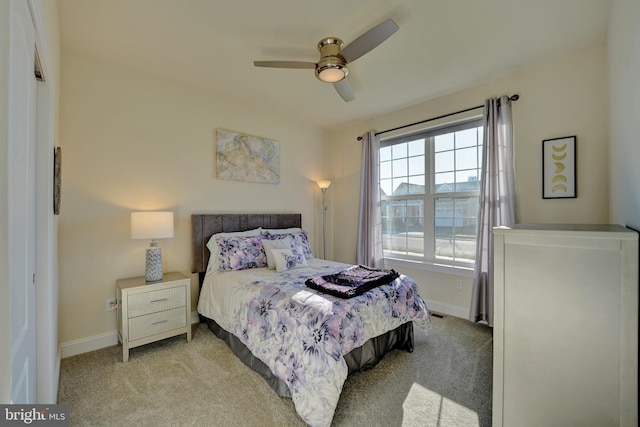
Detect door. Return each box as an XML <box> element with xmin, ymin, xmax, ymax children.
<box><xmin>8</xmin><ymin>0</ymin><xmax>37</xmax><ymax>404</ymax></box>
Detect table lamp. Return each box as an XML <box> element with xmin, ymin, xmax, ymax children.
<box><xmin>131</xmin><ymin>211</ymin><xmax>174</xmax><ymax>282</ymax></box>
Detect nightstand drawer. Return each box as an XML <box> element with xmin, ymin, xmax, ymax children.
<box><xmin>127</xmin><ymin>286</ymin><xmax>186</xmax><ymax>317</ymax></box>
<box><xmin>128</xmin><ymin>307</ymin><xmax>187</xmax><ymax>341</ymax></box>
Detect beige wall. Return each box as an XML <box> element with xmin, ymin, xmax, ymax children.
<box><xmin>59</xmin><ymin>42</ymin><xmax>613</xmax><ymax>344</ymax></box>
<box><xmin>328</xmin><ymin>45</ymin><xmax>609</xmax><ymax>316</ymax></box>
<box><xmin>58</xmin><ymin>53</ymin><xmax>330</xmax><ymax>343</ymax></box>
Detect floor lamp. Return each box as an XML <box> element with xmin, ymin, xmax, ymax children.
<box><xmin>317</xmin><ymin>180</ymin><xmax>331</xmax><ymax>259</ymax></box>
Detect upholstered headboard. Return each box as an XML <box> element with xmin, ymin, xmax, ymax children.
<box><xmin>191</xmin><ymin>213</ymin><xmax>302</xmax><ymax>275</ymax></box>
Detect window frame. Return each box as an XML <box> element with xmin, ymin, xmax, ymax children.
<box><xmin>379</xmin><ymin>117</ymin><xmax>483</xmax><ymax>271</ymax></box>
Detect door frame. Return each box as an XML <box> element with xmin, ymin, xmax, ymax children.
<box><xmin>0</xmin><ymin>0</ymin><xmax>58</xmax><ymax>404</ymax></box>
<box><xmin>30</xmin><ymin>0</ymin><xmax>59</xmax><ymax>404</ymax></box>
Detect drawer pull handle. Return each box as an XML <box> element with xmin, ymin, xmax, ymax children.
<box><xmin>151</xmin><ymin>320</ymin><xmax>169</xmax><ymax>326</ymax></box>
<box><xmin>150</xmin><ymin>298</ymin><xmax>168</xmax><ymax>303</ymax></box>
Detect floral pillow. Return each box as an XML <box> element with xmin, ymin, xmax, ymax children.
<box><xmin>262</xmin><ymin>236</ymin><xmax>295</xmax><ymax>269</ymax></box>
<box><xmin>216</xmin><ymin>235</ymin><xmax>267</xmax><ymax>271</ymax></box>
<box><xmin>271</xmin><ymin>246</ymin><xmax>308</xmax><ymax>273</ymax></box>
<box><xmin>205</xmin><ymin>228</ymin><xmax>262</xmax><ymax>273</ymax></box>
<box><xmin>265</xmin><ymin>230</ymin><xmax>314</xmax><ymax>259</ymax></box>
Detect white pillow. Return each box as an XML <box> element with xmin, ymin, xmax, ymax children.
<box><xmin>205</xmin><ymin>228</ymin><xmax>262</xmax><ymax>273</ymax></box>
<box><xmin>262</xmin><ymin>236</ymin><xmax>295</xmax><ymax>269</ymax></box>
<box><xmin>271</xmin><ymin>246</ymin><xmax>308</xmax><ymax>273</ymax></box>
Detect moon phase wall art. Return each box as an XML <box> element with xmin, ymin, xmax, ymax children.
<box><xmin>542</xmin><ymin>136</ymin><xmax>576</xmax><ymax>199</ymax></box>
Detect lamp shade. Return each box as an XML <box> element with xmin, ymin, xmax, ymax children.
<box><xmin>317</xmin><ymin>180</ymin><xmax>332</xmax><ymax>189</ymax></box>
<box><xmin>131</xmin><ymin>211</ymin><xmax>174</xmax><ymax>240</ymax></box>
<box><xmin>317</xmin><ymin>66</ymin><xmax>346</xmax><ymax>83</ymax></box>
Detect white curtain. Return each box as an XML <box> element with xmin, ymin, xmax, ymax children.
<box><xmin>470</xmin><ymin>96</ymin><xmax>516</xmax><ymax>326</ymax></box>
<box><xmin>356</xmin><ymin>130</ymin><xmax>384</xmax><ymax>268</ymax></box>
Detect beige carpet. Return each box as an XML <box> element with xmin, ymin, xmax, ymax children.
<box><xmin>58</xmin><ymin>315</ymin><xmax>492</xmax><ymax>426</ymax></box>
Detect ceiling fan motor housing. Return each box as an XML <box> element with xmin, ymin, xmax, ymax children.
<box><xmin>315</xmin><ymin>37</ymin><xmax>348</xmax><ymax>82</ymax></box>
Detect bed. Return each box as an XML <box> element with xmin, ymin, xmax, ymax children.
<box><xmin>192</xmin><ymin>213</ymin><xmax>431</xmax><ymax>427</ymax></box>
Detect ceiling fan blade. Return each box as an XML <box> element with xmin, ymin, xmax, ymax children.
<box><xmin>340</xmin><ymin>19</ymin><xmax>399</xmax><ymax>63</ymax></box>
<box><xmin>253</xmin><ymin>61</ymin><xmax>316</xmax><ymax>69</ymax></box>
<box><xmin>333</xmin><ymin>78</ymin><xmax>355</xmax><ymax>102</ymax></box>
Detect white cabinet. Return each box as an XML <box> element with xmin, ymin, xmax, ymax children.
<box><xmin>117</xmin><ymin>272</ymin><xmax>191</xmax><ymax>362</ymax></box>
<box><xmin>493</xmin><ymin>224</ymin><xmax>638</xmax><ymax>427</ymax></box>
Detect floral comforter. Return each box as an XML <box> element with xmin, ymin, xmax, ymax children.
<box><xmin>197</xmin><ymin>259</ymin><xmax>431</xmax><ymax>427</ymax></box>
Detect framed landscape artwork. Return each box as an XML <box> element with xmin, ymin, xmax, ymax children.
<box><xmin>216</xmin><ymin>129</ymin><xmax>280</xmax><ymax>184</ymax></box>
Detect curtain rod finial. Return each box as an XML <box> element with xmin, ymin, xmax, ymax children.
<box><xmin>509</xmin><ymin>94</ymin><xmax>519</xmax><ymax>101</ymax></box>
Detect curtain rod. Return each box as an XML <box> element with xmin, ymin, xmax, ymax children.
<box><xmin>357</xmin><ymin>94</ymin><xmax>519</xmax><ymax>141</ymax></box>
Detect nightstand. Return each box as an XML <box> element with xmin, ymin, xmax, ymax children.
<box><xmin>116</xmin><ymin>272</ymin><xmax>192</xmax><ymax>362</ymax></box>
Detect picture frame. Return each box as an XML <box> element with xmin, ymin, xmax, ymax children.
<box><xmin>215</xmin><ymin>129</ymin><xmax>280</xmax><ymax>184</ymax></box>
<box><xmin>542</xmin><ymin>136</ymin><xmax>576</xmax><ymax>199</ymax></box>
<box><xmin>54</xmin><ymin>146</ymin><xmax>61</xmax><ymax>214</ymax></box>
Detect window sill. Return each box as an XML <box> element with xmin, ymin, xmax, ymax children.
<box><xmin>384</xmin><ymin>257</ymin><xmax>474</xmax><ymax>277</ymax></box>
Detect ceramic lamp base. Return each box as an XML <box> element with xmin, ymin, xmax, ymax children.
<box><xmin>145</xmin><ymin>244</ymin><xmax>163</xmax><ymax>282</ymax></box>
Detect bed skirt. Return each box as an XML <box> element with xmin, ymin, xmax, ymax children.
<box><xmin>204</xmin><ymin>316</ymin><xmax>414</xmax><ymax>398</ymax></box>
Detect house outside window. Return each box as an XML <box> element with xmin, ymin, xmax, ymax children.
<box><xmin>379</xmin><ymin>118</ymin><xmax>483</xmax><ymax>269</ymax></box>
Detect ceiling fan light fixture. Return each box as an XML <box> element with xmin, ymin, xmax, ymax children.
<box><xmin>253</xmin><ymin>20</ymin><xmax>399</xmax><ymax>101</ymax></box>
<box><xmin>316</xmin><ymin>63</ymin><xmax>347</xmax><ymax>83</ymax></box>
<box><xmin>315</xmin><ymin>37</ymin><xmax>348</xmax><ymax>83</ymax></box>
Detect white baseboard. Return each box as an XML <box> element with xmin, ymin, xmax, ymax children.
<box><xmin>60</xmin><ymin>330</ymin><xmax>119</xmax><ymax>359</ymax></box>
<box><xmin>60</xmin><ymin>311</ymin><xmax>202</xmax><ymax>358</ymax></box>
<box><xmin>424</xmin><ymin>298</ymin><xmax>469</xmax><ymax>320</ymax></box>
<box><xmin>191</xmin><ymin>310</ymin><xmax>200</xmax><ymax>325</ymax></box>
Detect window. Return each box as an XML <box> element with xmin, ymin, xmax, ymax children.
<box><xmin>379</xmin><ymin>119</ymin><xmax>483</xmax><ymax>268</ymax></box>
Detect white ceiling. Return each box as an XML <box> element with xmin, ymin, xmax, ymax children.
<box><xmin>58</xmin><ymin>0</ymin><xmax>611</xmax><ymax>130</ymax></box>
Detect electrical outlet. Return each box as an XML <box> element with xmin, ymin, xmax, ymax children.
<box><xmin>455</xmin><ymin>279</ymin><xmax>463</xmax><ymax>290</ymax></box>
<box><xmin>106</xmin><ymin>298</ymin><xmax>117</xmax><ymax>312</ymax></box>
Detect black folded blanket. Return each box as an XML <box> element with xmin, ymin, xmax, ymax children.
<box><xmin>305</xmin><ymin>265</ymin><xmax>400</xmax><ymax>299</ymax></box>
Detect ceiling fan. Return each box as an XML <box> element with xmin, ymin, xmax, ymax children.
<box><xmin>253</xmin><ymin>19</ymin><xmax>399</xmax><ymax>103</ymax></box>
